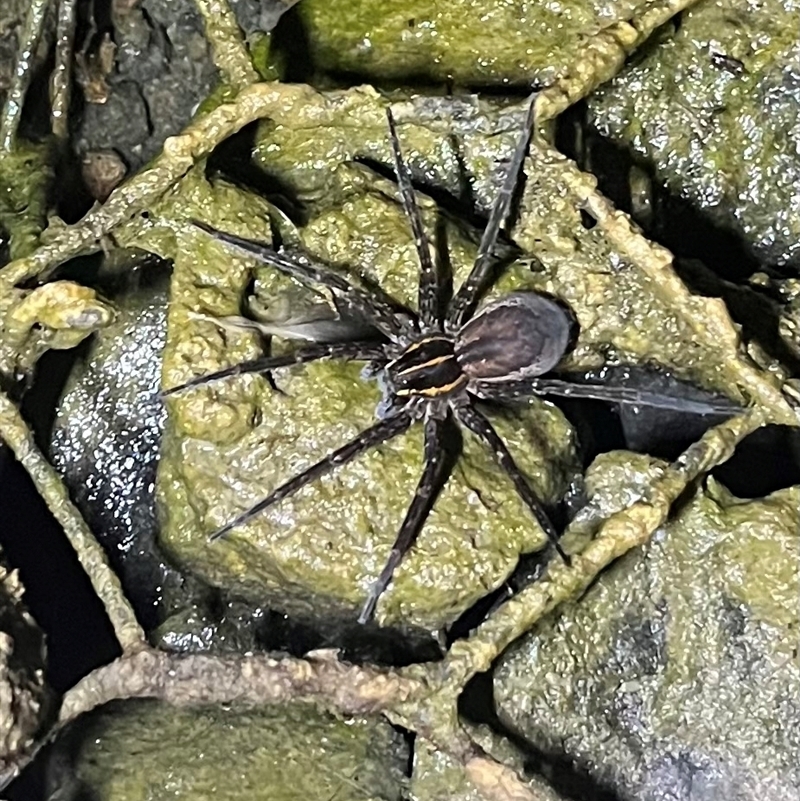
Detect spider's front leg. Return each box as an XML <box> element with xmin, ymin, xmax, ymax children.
<box><xmin>191</xmin><ymin>220</ymin><xmax>411</xmax><ymax>340</ymax></box>
<box><xmin>447</xmin><ymin>94</ymin><xmax>537</xmax><ymax>330</ymax></box>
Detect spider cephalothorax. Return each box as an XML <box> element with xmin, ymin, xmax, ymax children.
<box><xmin>165</xmin><ymin>96</ymin><xmax>738</xmax><ymax>623</ymax></box>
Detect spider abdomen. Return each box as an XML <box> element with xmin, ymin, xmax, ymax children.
<box><xmin>455</xmin><ymin>292</ymin><xmax>572</xmax><ymax>382</ymax></box>
<box><xmin>388</xmin><ymin>335</ymin><xmax>467</xmax><ymax>398</ymax></box>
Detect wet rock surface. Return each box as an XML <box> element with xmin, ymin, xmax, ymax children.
<box><xmin>1</xmin><ymin>0</ymin><xmax>798</xmax><ymax>798</ymax></box>
<box><xmin>294</xmin><ymin>0</ymin><xmax>654</xmax><ymax>85</ymax></box>
<box><xmin>495</xmin><ymin>453</ymin><xmax>800</xmax><ymax>801</ymax></box>
<box><xmin>46</xmin><ymin>699</ymin><xmax>408</xmax><ymax>801</ymax></box>
<box><xmin>587</xmin><ymin>0</ymin><xmax>800</xmax><ymax>273</ymax></box>
<box><xmin>76</xmin><ymin>0</ymin><xmax>218</xmax><ymax>172</ymax></box>
<box><xmin>47</xmin><ymin>262</ymin><xmax>183</xmax><ymax>629</ymax></box>
<box><xmin>129</xmin><ymin>138</ymin><xmax>579</xmax><ymax>632</ymax></box>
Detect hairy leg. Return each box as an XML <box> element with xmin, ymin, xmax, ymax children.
<box><xmin>386</xmin><ymin>107</ymin><xmax>441</xmax><ymax>330</ymax></box>
<box><xmin>163</xmin><ymin>341</ymin><xmax>385</xmax><ymax>395</ymax></box>
<box><xmin>192</xmin><ymin>220</ymin><xmax>409</xmax><ymax>340</ymax></box>
<box><xmin>210</xmin><ymin>411</ymin><xmax>413</xmax><ymax>541</ymax></box>
<box><xmin>473</xmin><ymin>376</ymin><xmax>742</xmax><ymax>416</ymax></box>
<box><xmin>447</xmin><ymin>94</ymin><xmax>536</xmax><ymax>329</ymax></box>
<box><xmin>454</xmin><ymin>399</ymin><xmax>568</xmax><ymax>563</ymax></box>
<box><xmin>359</xmin><ymin>414</ymin><xmax>454</xmax><ymax>623</ymax></box>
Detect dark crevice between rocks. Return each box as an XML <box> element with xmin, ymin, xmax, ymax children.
<box><xmin>206</xmin><ymin>122</ymin><xmax>308</xmax><ymax>225</ymax></box>
<box><xmin>555</xmin><ymin>101</ymin><xmax>766</xmax><ymax>283</ymax></box>
<box><xmin>671</xmin><ymin>258</ymin><xmax>800</xmax><ymax>376</ymax></box>
<box><xmin>245</xmin><ymin>608</ymin><xmax>444</xmax><ymax>668</ymax></box>
<box><xmin>268</xmin><ymin>4</ymin><xmax>313</xmax><ymax>83</ymax></box>
<box><xmin>711</xmin><ymin>424</ymin><xmax>800</xmax><ymax>497</ymax></box>
<box><xmin>458</xmin><ymin>669</ymin><xmax>622</xmax><ymax>801</ymax></box>
<box><xmin>0</xmin><ymin>450</ymin><xmax>121</xmax><ymax>694</ymax></box>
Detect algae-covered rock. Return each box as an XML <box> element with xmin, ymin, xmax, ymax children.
<box><xmin>47</xmin><ymin>700</ymin><xmax>408</xmax><ymax>800</ymax></box>
<box><xmin>588</xmin><ymin>0</ymin><xmax>800</xmax><ymax>272</ymax></box>
<box><xmin>129</xmin><ymin>93</ymin><xmax>582</xmax><ymax>631</ymax></box>
<box><xmin>134</xmin><ymin>88</ymin><xmax>759</xmax><ymax>632</ymax></box>
<box><xmin>295</xmin><ymin>0</ymin><xmax>657</xmax><ymax>86</ymax></box>
<box><xmin>411</xmin><ymin>736</ymin><xmax>567</xmax><ymax>801</ymax></box>
<box><xmin>494</xmin><ymin>451</ymin><xmax>800</xmax><ymax>801</ymax></box>
<box><xmin>0</xmin><ymin>142</ymin><xmax>50</xmax><ymax>260</ymax></box>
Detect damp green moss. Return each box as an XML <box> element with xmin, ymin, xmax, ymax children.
<box><xmin>59</xmin><ymin>700</ymin><xmax>408</xmax><ymax>801</ymax></box>
<box><xmin>0</xmin><ymin>141</ymin><xmax>50</xmax><ymax>259</ymax></box>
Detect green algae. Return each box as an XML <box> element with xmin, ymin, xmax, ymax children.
<box><xmin>135</xmin><ymin>90</ymin><xmax>766</xmax><ymax>632</ymax></box>
<box><xmin>411</xmin><ymin>738</ymin><xmax>567</xmax><ymax>801</ymax></box>
<box><xmin>296</xmin><ymin>0</ymin><xmax>655</xmax><ymax>86</ymax></box>
<box><xmin>0</xmin><ymin>141</ymin><xmax>50</xmax><ymax>261</ymax></box>
<box><xmin>588</xmin><ymin>0</ymin><xmax>800</xmax><ymax>271</ymax></box>
<box><xmin>56</xmin><ymin>700</ymin><xmax>408</xmax><ymax>801</ymax></box>
<box><xmin>252</xmin><ymin>90</ymin><xmax>746</xmax><ymax>402</ymax></box>
<box><xmin>494</xmin><ymin>450</ymin><xmax>800</xmax><ymax>797</ymax></box>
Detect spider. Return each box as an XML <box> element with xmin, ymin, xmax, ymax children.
<box><xmin>165</xmin><ymin>96</ymin><xmax>739</xmax><ymax>624</ymax></box>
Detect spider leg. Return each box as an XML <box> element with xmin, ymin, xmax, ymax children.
<box><xmin>162</xmin><ymin>341</ymin><xmax>385</xmax><ymax>396</ymax></box>
<box><xmin>209</xmin><ymin>410</ymin><xmax>413</xmax><ymax>541</ymax></box>
<box><xmin>359</xmin><ymin>414</ymin><xmax>454</xmax><ymax>623</ymax></box>
<box><xmin>192</xmin><ymin>220</ymin><xmax>407</xmax><ymax>340</ymax></box>
<box><xmin>447</xmin><ymin>94</ymin><xmax>537</xmax><ymax>330</ymax></box>
<box><xmin>454</xmin><ymin>399</ymin><xmax>569</xmax><ymax>563</ymax></box>
<box><xmin>474</xmin><ymin>377</ymin><xmax>742</xmax><ymax>416</ymax></box>
<box><xmin>385</xmin><ymin>108</ymin><xmax>441</xmax><ymax>330</ymax></box>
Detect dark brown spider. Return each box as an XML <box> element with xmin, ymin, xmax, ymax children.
<box><xmin>165</xmin><ymin>96</ymin><xmax>739</xmax><ymax>623</ymax></box>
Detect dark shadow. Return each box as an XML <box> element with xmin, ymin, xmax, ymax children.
<box><xmin>459</xmin><ymin>669</ymin><xmax>623</xmax><ymax>801</ymax></box>
<box><xmin>671</xmin><ymin>259</ymin><xmax>800</xmax><ymax>376</ymax></box>
<box><xmin>712</xmin><ymin>424</ymin><xmax>800</xmax><ymax>497</ymax></box>
<box><xmin>206</xmin><ymin>121</ymin><xmax>307</xmax><ymax>225</ymax></box>
<box><xmin>555</xmin><ymin>101</ymin><xmax>765</xmax><ymax>282</ymax></box>
<box><xmin>354</xmin><ymin>153</ymin><xmax>525</xmax><ymax>250</ymax></box>
<box><xmin>0</xmin><ymin>452</ymin><xmax>121</xmax><ymax>693</ymax></box>
<box><xmin>268</xmin><ymin>5</ymin><xmax>313</xmax><ymax>83</ymax></box>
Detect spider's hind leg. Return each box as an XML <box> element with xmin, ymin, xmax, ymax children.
<box><xmin>359</xmin><ymin>414</ymin><xmax>456</xmax><ymax>623</ymax></box>
<box><xmin>475</xmin><ymin>376</ymin><xmax>743</xmax><ymax>417</ymax></box>
<box><xmin>454</xmin><ymin>399</ymin><xmax>569</xmax><ymax>564</ymax></box>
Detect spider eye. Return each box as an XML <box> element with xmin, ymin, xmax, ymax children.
<box><xmin>455</xmin><ymin>292</ymin><xmax>573</xmax><ymax>381</ymax></box>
